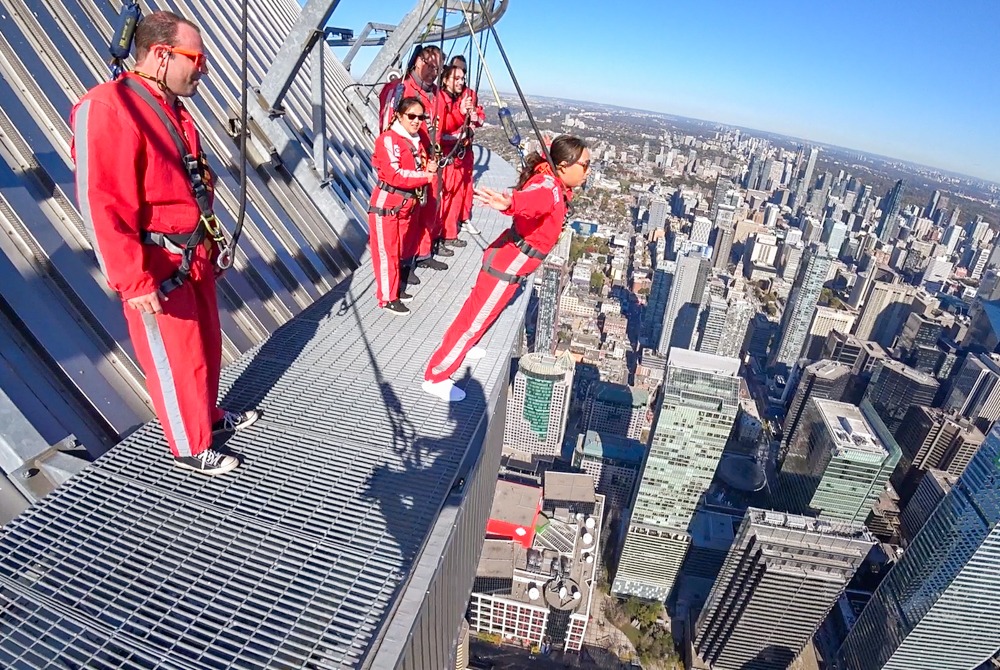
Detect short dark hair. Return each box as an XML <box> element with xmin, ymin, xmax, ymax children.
<box><xmin>450</xmin><ymin>55</ymin><xmax>468</xmax><ymax>69</ymax></box>
<box><xmin>517</xmin><ymin>135</ymin><xmax>588</xmax><ymax>190</ymax></box>
<box><xmin>134</xmin><ymin>11</ymin><xmax>199</xmax><ymax>60</ymax></box>
<box><xmin>395</xmin><ymin>96</ymin><xmax>424</xmax><ymax>115</ymax></box>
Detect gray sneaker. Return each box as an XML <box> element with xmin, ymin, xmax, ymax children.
<box><xmin>173</xmin><ymin>448</ymin><xmax>240</xmax><ymax>476</ymax></box>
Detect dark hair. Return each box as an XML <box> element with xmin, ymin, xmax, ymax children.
<box><xmin>134</xmin><ymin>11</ymin><xmax>199</xmax><ymax>60</ymax></box>
<box><xmin>450</xmin><ymin>55</ymin><xmax>468</xmax><ymax>69</ymax></box>
<box><xmin>404</xmin><ymin>45</ymin><xmax>425</xmax><ymax>73</ymax></box>
<box><xmin>440</xmin><ymin>65</ymin><xmax>466</xmax><ymax>88</ymax></box>
<box><xmin>395</xmin><ymin>96</ymin><xmax>424</xmax><ymax>115</ymax></box>
<box><xmin>516</xmin><ymin>135</ymin><xmax>588</xmax><ymax>190</ymax></box>
<box><xmin>407</xmin><ymin>45</ymin><xmax>441</xmax><ymax>74</ymax></box>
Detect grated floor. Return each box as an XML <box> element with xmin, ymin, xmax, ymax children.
<box><xmin>0</xmin><ymin>148</ymin><xmax>522</xmax><ymax>669</ymax></box>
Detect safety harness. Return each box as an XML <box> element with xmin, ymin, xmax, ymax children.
<box><xmin>121</xmin><ymin>76</ymin><xmax>229</xmax><ymax>294</ymax></box>
<box><xmin>480</xmin><ymin>229</ymin><xmax>548</xmax><ymax>284</ymax></box>
<box><xmin>368</xmin><ymin>139</ymin><xmax>427</xmax><ymax>217</ymax></box>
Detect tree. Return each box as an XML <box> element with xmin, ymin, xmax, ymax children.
<box><xmin>591</xmin><ymin>271</ymin><xmax>606</xmax><ymax>293</ymax></box>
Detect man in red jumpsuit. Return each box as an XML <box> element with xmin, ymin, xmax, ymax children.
<box><xmin>71</xmin><ymin>11</ymin><xmax>258</xmax><ymax>475</ymax></box>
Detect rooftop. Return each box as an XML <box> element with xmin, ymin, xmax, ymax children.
<box><xmin>668</xmin><ymin>347</ymin><xmax>741</xmax><ymax>377</ymax></box>
<box><xmin>518</xmin><ymin>352</ymin><xmax>576</xmax><ymax>379</ymax></box>
<box><xmin>577</xmin><ymin>430</ymin><xmax>646</xmax><ymax>464</ymax></box>
<box><xmin>816</xmin><ymin>400</ymin><xmax>890</xmax><ymax>458</ymax></box>
<box><xmin>489</xmin><ymin>480</ymin><xmax>544</xmax><ymax>529</ymax></box>
<box><xmin>544</xmin><ymin>471</ymin><xmax>596</xmax><ymax>504</ymax></box>
<box><xmin>590</xmin><ymin>381</ymin><xmax>649</xmax><ymax>408</ymax></box>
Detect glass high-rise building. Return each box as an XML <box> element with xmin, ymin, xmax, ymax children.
<box><xmin>834</xmin><ymin>425</ymin><xmax>1000</xmax><ymax>670</ymax></box>
<box><xmin>877</xmin><ymin>179</ymin><xmax>906</xmax><ymax>243</ymax></box>
<box><xmin>769</xmin><ymin>243</ymin><xmax>832</xmax><ymax>371</ymax></box>
<box><xmin>533</xmin><ymin>261</ymin><xmax>565</xmax><ymax>355</ymax></box>
<box><xmin>612</xmin><ymin>349</ymin><xmax>740</xmax><ymax>600</ymax></box>
<box><xmin>503</xmin><ymin>353</ymin><xmax>575</xmax><ymax>459</ymax></box>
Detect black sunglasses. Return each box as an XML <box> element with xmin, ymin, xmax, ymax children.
<box><xmin>403</xmin><ymin>112</ymin><xmax>428</xmax><ymax>121</ymax></box>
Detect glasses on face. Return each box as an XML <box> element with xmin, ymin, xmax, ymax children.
<box><xmin>576</xmin><ymin>160</ymin><xmax>591</xmax><ymax>171</ymax></box>
<box><xmin>168</xmin><ymin>46</ymin><xmax>209</xmax><ymax>71</ymax></box>
<box><xmin>403</xmin><ymin>112</ymin><xmax>428</xmax><ymax>121</ymax></box>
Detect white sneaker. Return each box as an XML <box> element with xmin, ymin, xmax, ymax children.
<box><xmin>466</xmin><ymin>346</ymin><xmax>487</xmax><ymax>360</ymax></box>
<box><xmin>464</xmin><ymin>221</ymin><xmax>480</xmax><ymax>235</ymax></box>
<box><xmin>422</xmin><ymin>379</ymin><xmax>467</xmax><ymax>402</ymax></box>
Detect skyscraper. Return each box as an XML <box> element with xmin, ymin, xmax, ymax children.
<box><xmin>718</xmin><ymin>295</ymin><xmax>754</xmax><ymax>359</ymax></box>
<box><xmin>642</xmin><ymin>262</ymin><xmax>674</xmax><ymax>349</ymax></box>
<box><xmin>657</xmin><ymin>244</ymin><xmax>711</xmax><ymax>355</ymax></box>
<box><xmin>804</xmin><ymin>306</ymin><xmax>856</xmax><ymax>360</ymax></box>
<box><xmin>534</xmin><ymin>261</ymin><xmax>565</xmax><ymax>355</ymax></box>
<box><xmin>924</xmin><ymin>189</ymin><xmax>941</xmax><ymax>218</ymax></box>
<box><xmin>779</xmin><ymin>399</ymin><xmax>901</xmax><ymax>523</ymax></box>
<box><xmin>834</xmin><ymin>428</ymin><xmax>1000</xmax><ymax>670</ymax></box>
<box><xmin>694</xmin><ymin>509</ymin><xmax>873</xmax><ymax>670</ymax></box>
<box><xmin>503</xmin><ymin>353</ymin><xmax>575</xmax><ymax>459</ymax></box>
<box><xmin>893</xmin><ymin>405</ymin><xmax>984</xmax><ymax>496</ymax></box>
<box><xmin>769</xmin><ymin>243</ymin><xmax>832</xmax><ymax>370</ymax></box>
<box><xmin>864</xmin><ymin>359</ymin><xmax>939</xmax><ymax>433</ymax></box>
<box><xmin>853</xmin><ymin>281</ymin><xmax>915</xmax><ymax>348</ymax></box>
<box><xmin>944</xmin><ymin>352</ymin><xmax>1000</xmax><ymax>431</ymax></box>
<box><xmin>712</xmin><ymin>204</ymin><xmax>737</xmax><ymax>270</ymax></box>
<box><xmin>696</xmin><ymin>295</ymin><xmax>728</xmax><ymax>355</ymax></box>
<box><xmin>648</xmin><ymin>198</ymin><xmax>669</xmax><ymax>231</ymax></box>
<box><xmin>877</xmin><ymin>179</ymin><xmax>905</xmax><ymax>243</ymax></box>
<box><xmin>613</xmin><ymin>349</ymin><xmax>740</xmax><ymax>600</ymax></box>
<box><xmin>582</xmin><ymin>382</ymin><xmax>649</xmax><ymax>441</ymax></box>
<box><xmin>782</xmin><ymin>360</ymin><xmax>852</xmax><ymax>448</ymax></box>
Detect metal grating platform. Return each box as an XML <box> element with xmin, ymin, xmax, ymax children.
<box><xmin>0</xmin><ymin>148</ymin><xmax>522</xmax><ymax>669</ymax></box>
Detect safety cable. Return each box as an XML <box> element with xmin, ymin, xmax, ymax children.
<box><xmin>474</xmin><ymin>0</ymin><xmax>557</xmax><ymax>176</ymax></box>
<box><xmin>227</xmin><ymin>0</ymin><xmax>250</xmax><ymax>263</ymax></box>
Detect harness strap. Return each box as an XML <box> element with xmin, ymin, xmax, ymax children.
<box><xmin>121</xmin><ymin>77</ymin><xmax>224</xmax><ymax>294</ymax></box>
<box><xmin>377</xmin><ymin>181</ymin><xmax>419</xmax><ymax>197</ymax></box>
<box><xmin>506</xmin><ymin>228</ymin><xmax>547</xmax><ymax>260</ymax></box>
<box><xmin>482</xmin><ymin>263</ymin><xmax>523</xmax><ymax>284</ymax></box>
<box><xmin>140</xmin><ymin>229</ymin><xmax>206</xmax><ymax>255</ymax></box>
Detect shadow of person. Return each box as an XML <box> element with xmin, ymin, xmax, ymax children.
<box><xmin>737</xmin><ymin>644</ymin><xmax>796</xmax><ymax>670</ymax></box>
<box><xmin>361</xmin><ymin>370</ymin><xmax>487</xmax><ymax>568</ymax></box>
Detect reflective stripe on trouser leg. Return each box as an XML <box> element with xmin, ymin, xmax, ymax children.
<box><xmin>368</xmin><ymin>188</ymin><xmax>399</xmax><ymax>304</ymax></box>
<box><xmin>425</xmin><ymin>246</ymin><xmax>531</xmax><ymax>382</ymax></box>
<box><xmin>124</xmin><ymin>281</ymin><xmax>215</xmax><ymax>458</ymax></box>
<box><xmin>417</xmin><ymin>194</ymin><xmax>436</xmax><ymax>257</ymax></box>
<box><xmin>194</xmin><ymin>277</ymin><xmax>225</xmax><ymax>425</ymax></box>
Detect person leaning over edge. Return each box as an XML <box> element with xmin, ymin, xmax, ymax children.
<box><xmin>422</xmin><ymin>135</ymin><xmax>590</xmax><ymax>402</ymax></box>
<box><xmin>70</xmin><ymin>11</ymin><xmax>258</xmax><ymax>476</ymax></box>
<box><xmin>368</xmin><ymin>96</ymin><xmax>439</xmax><ymax>316</ymax></box>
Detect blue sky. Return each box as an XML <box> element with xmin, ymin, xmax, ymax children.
<box><xmin>328</xmin><ymin>0</ymin><xmax>1000</xmax><ymax>183</ymax></box>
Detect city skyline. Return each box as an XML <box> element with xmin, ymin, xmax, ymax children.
<box><xmin>332</xmin><ymin>0</ymin><xmax>1000</xmax><ymax>183</ymax></box>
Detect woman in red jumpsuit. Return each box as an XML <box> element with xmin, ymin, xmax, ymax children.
<box><xmin>368</xmin><ymin>96</ymin><xmax>438</xmax><ymax>315</ymax></box>
<box><xmin>423</xmin><ymin>135</ymin><xmax>590</xmax><ymax>401</ymax></box>
<box><xmin>436</xmin><ymin>64</ymin><xmax>484</xmax><ymax>248</ymax></box>
<box><xmin>447</xmin><ymin>56</ymin><xmax>485</xmax><ymax>235</ymax></box>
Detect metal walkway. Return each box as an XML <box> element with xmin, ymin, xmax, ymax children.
<box><xmin>0</xmin><ymin>148</ymin><xmax>523</xmax><ymax>669</ymax></box>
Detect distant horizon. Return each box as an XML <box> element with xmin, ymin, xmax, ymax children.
<box><xmin>505</xmin><ymin>91</ymin><xmax>1000</xmax><ymax>187</ymax></box>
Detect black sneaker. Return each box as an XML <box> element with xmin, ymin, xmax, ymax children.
<box><xmin>399</xmin><ymin>290</ymin><xmax>414</xmax><ymax>303</ymax></box>
<box><xmin>173</xmin><ymin>447</ymin><xmax>240</xmax><ymax>476</ymax></box>
<box><xmin>436</xmin><ymin>245</ymin><xmax>455</xmax><ymax>257</ymax></box>
<box><xmin>212</xmin><ymin>409</ymin><xmax>261</xmax><ymax>435</ymax></box>
<box><xmin>405</xmin><ymin>269</ymin><xmax>421</xmax><ymax>285</ymax></box>
<box><xmin>417</xmin><ymin>258</ymin><xmax>449</xmax><ymax>271</ymax></box>
<box><xmin>384</xmin><ymin>300</ymin><xmax>410</xmax><ymax>315</ymax></box>
<box><xmin>445</xmin><ymin>238</ymin><xmax>468</xmax><ymax>248</ymax></box>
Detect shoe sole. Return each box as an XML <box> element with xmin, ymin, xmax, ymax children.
<box><xmin>385</xmin><ymin>309</ymin><xmax>410</xmax><ymax>316</ymax></box>
<box><xmin>174</xmin><ymin>459</ymin><xmax>240</xmax><ymax>476</ymax></box>
<box><xmin>399</xmin><ymin>296</ymin><xmax>414</xmax><ymax>303</ymax></box>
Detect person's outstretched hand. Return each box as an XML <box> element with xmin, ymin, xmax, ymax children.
<box><xmin>474</xmin><ymin>187</ymin><xmax>512</xmax><ymax>211</ymax></box>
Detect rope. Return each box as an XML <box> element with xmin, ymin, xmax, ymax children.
<box><xmin>226</xmin><ymin>0</ymin><xmax>250</xmax><ymax>266</ymax></box>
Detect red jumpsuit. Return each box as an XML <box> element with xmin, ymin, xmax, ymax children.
<box><xmin>436</xmin><ymin>88</ymin><xmax>484</xmax><ymax>240</ymax></box>
<box><xmin>380</xmin><ymin>75</ymin><xmax>441</xmax><ymax>259</ymax></box>
<box><xmin>425</xmin><ymin>169</ymin><xmax>571</xmax><ymax>383</ymax></box>
<box><xmin>459</xmin><ymin>88</ymin><xmax>485</xmax><ymax>224</ymax></box>
<box><xmin>369</xmin><ymin>124</ymin><xmax>434</xmax><ymax>305</ymax></box>
<box><xmin>70</xmin><ymin>73</ymin><xmax>224</xmax><ymax>459</ymax></box>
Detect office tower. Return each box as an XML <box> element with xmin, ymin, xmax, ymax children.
<box><xmin>718</xmin><ymin>296</ymin><xmax>754</xmax><ymax>359</ymax></box>
<box><xmin>853</xmin><ymin>281</ymin><xmax>915</xmax><ymax>348</ymax></box>
<box><xmin>709</xmin><ymin>176</ymin><xmax>731</xmax><ymax>221</ymax></box>
<box><xmin>847</xmin><ymin>266</ymin><xmax>876</xmax><ymax>309</ymax></box>
<box><xmin>864</xmin><ymin>359</ymin><xmax>939</xmax><ymax>433</ymax></box>
<box><xmin>894</xmin><ymin>406</ymin><xmax>984</xmax><ymax>493</ymax></box>
<box><xmin>744</xmin><ymin>153</ymin><xmax>764</xmax><ymax>190</ymax></box>
<box><xmin>582</xmin><ymin>382</ymin><xmax>649</xmax><ymax>440</ymax></box>
<box><xmin>822</xmin><ymin>217</ymin><xmax>848</xmax><ymax>258</ymax></box>
<box><xmin>503</xmin><ymin>353</ymin><xmax>575</xmax><ymax>459</ymax></box>
<box><xmin>642</xmin><ymin>263</ymin><xmax>673</xmax><ymax>348</ymax></box>
<box><xmin>822</xmin><ymin>330</ymin><xmax>865</xmax><ymax>370</ymax></box>
<box><xmin>779</xmin><ymin>399</ymin><xmax>900</xmax><ymax>523</ymax></box>
<box><xmin>467</xmin><ymin>474</ymin><xmax>603</xmax><ymax>653</ymax></box>
<box><xmin>805</xmin><ymin>306</ymin><xmax>856</xmax><ymax>360</ymax></box>
<box><xmin>745</xmin><ymin>313</ymin><xmax>778</xmax><ymax>358</ymax></box>
<box><xmin>899</xmin><ymin>468</ymin><xmax>956</xmax><ymax>542</ymax></box>
<box><xmin>779</xmin><ymin>241</ymin><xmax>804</xmax><ymax>282</ymax></box>
<box><xmin>948</xmin><ymin>206</ymin><xmax>962</xmax><ymax>227</ymax></box>
<box><xmin>712</xmin><ymin>204</ymin><xmax>737</xmax><ymax>270</ymax></box>
<box><xmin>648</xmin><ymin>198</ymin><xmax>669</xmax><ymax>230</ymax></box>
<box><xmin>940</xmin><ymin>224</ymin><xmax>963</xmax><ymax>254</ymax></box>
<box><xmin>455</xmin><ymin>620</ymin><xmax>470</xmax><ymax>670</ymax></box>
<box><xmin>613</xmin><ymin>349</ymin><xmax>740</xmax><ymax>600</ymax></box>
<box><xmin>696</xmin><ymin>295</ymin><xmax>728</xmax><ymax>355</ymax></box>
<box><xmin>896</xmin><ymin>312</ymin><xmax>949</xmax><ymax>371</ymax></box>
<box><xmin>962</xmin><ymin>299</ymin><xmax>1000</xmax><ymax>354</ymax></box>
<box><xmin>691</xmin><ymin>215</ymin><xmax>713</xmax><ymax>245</ymax></box>
<box><xmin>783</xmin><ymin>360</ymin><xmax>851</xmax><ymax>448</ymax></box>
<box><xmin>877</xmin><ymin>179</ymin><xmax>905</xmax><ymax>243</ymax></box>
<box><xmin>534</xmin><ymin>261</ymin><xmax>564</xmax><ymax>355</ymax></box>
<box><xmin>657</xmin><ymin>244</ymin><xmax>711</xmax><ymax>354</ymax></box>
<box><xmin>694</xmin><ymin>509</ymin><xmax>873</xmax><ymax>670</ymax></box>
<box><xmin>924</xmin><ymin>189</ymin><xmax>941</xmax><ymax>218</ymax></box>
<box><xmin>943</xmin><ymin>352</ymin><xmax>1000</xmax><ymax>431</ymax></box>
<box><xmin>834</xmin><ymin>429</ymin><xmax>1000</xmax><ymax>670</ymax></box>
<box><xmin>769</xmin><ymin>243</ymin><xmax>832</xmax><ymax>370</ymax></box>
<box><xmin>969</xmin><ymin>246</ymin><xmax>990</xmax><ymax>280</ymax></box>
<box><xmin>572</xmin><ymin>431</ymin><xmax>645</xmax><ymax>515</ymax></box>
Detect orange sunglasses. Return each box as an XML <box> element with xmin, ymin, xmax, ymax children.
<box><xmin>164</xmin><ymin>46</ymin><xmax>208</xmax><ymax>71</ymax></box>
